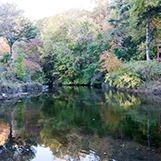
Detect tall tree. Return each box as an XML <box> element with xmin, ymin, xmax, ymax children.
<box><xmin>0</xmin><ymin>2</ymin><xmax>37</xmax><ymax>64</ymax></box>
<box><xmin>108</xmin><ymin>0</ymin><xmax>130</xmax><ymax>44</ymax></box>
<box><xmin>107</xmin><ymin>0</ymin><xmax>138</xmax><ymax>60</ymax></box>
<box><xmin>130</xmin><ymin>0</ymin><xmax>161</xmax><ymax>60</ymax></box>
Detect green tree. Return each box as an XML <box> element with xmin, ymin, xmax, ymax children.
<box><xmin>39</xmin><ymin>10</ymin><xmax>110</xmax><ymax>86</ymax></box>
<box><xmin>0</xmin><ymin>2</ymin><xmax>37</xmax><ymax>64</ymax></box>
<box><xmin>129</xmin><ymin>0</ymin><xmax>161</xmax><ymax>60</ymax></box>
<box><xmin>107</xmin><ymin>0</ymin><xmax>139</xmax><ymax>60</ymax></box>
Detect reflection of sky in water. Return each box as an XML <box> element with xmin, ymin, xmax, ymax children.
<box><xmin>32</xmin><ymin>145</ymin><xmax>53</xmax><ymax>161</ymax></box>
<box><xmin>31</xmin><ymin>145</ymin><xmax>100</xmax><ymax>161</ymax></box>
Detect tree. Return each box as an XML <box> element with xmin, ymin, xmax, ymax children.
<box><xmin>0</xmin><ymin>2</ymin><xmax>37</xmax><ymax>64</ymax></box>
<box><xmin>108</xmin><ymin>0</ymin><xmax>130</xmax><ymax>44</ymax></box>
<box><xmin>90</xmin><ymin>0</ymin><xmax>110</xmax><ymax>31</ymax></box>
<box><xmin>129</xmin><ymin>0</ymin><xmax>161</xmax><ymax>60</ymax></box>
<box><xmin>107</xmin><ymin>0</ymin><xmax>139</xmax><ymax>60</ymax></box>
<box><xmin>39</xmin><ymin>10</ymin><xmax>109</xmax><ymax>85</ymax></box>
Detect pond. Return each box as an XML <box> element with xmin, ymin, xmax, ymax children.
<box><xmin>0</xmin><ymin>86</ymin><xmax>161</xmax><ymax>161</ymax></box>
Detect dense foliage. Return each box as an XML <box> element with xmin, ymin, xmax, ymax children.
<box><xmin>0</xmin><ymin>2</ymin><xmax>37</xmax><ymax>64</ymax></box>
<box><xmin>0</xmin><ymin>0</ymin><xmax>160</xmax><ymax>89</ymax></box>
<box><xmin>38</xmin><ymin>9</ymin><xmax>111</xmax><ymax>86</ymax></box>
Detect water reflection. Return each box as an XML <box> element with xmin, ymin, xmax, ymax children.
<box><xmin>0</xmin><ymin>121</ymin><xmax>36</xmax><ymax>161</ymax></box>
<box><xmin>0</xmin><ymin>87</ymin><xmax>161</xmax><ymax>160</ymax></box>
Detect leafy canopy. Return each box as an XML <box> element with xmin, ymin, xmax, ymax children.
<box><xmin>0</xmin><ymin>2</ymin><xmax>37</xmax><ymax>63</ymax></box>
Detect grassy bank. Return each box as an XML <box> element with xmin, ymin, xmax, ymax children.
<box><xmin>105</xmin><ymin>60</ymin><xmax>161</xmax><ymax>94</ymax></box>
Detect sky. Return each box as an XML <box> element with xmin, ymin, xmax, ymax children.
<box><xmin>0</xmin><ymin>0</ymin><xmax>93</xmax><ymax>20</ymax></box>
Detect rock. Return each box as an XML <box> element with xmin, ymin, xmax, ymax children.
<box><xmin>0</xmin><ymin>81</ymin><xmax>48</xmax><ymax>101</ymax></box>
<box><xmin>2</xmin><ymin>93</ymin><xmax>7</xmax><ymax>98</ymax></box>
<box><xmin>0</xmin><ymin>67</ymin><xmax>7</xmax><ymax>73</ymax></box>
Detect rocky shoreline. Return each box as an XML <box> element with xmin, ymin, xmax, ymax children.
<box><xmin>1</xmin><ymin>82</ymin><xmax>161</xmax><ymax>101</ymax></box>
<box><xmin>0</xmin><ymin>82</ymin><xmax>48</xmax><ymax>101</ymax></box>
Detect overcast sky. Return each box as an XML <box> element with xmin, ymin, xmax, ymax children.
<box><xmin>1</xmin><ymin>0</ymin><xmax>93</xmax><ymax>20</ymax></box>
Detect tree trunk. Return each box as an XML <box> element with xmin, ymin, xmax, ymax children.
<box><xmin>146</xmin><ymin>17</ymin><xmax>150</xmax><ymax>61</ymax></box>
<box><xmin>9</xmin><ymin>45</ymin><xmax>13</xmax><ymax>64</ymax></box>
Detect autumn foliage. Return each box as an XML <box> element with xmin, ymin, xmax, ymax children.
<box><xmin>99</xmin><ymin>50</ymin><xmax>125</xmax><ymax>73</ymax></box>
<box><xmin>0</xmin><ymin>38</ymin><xmax>9</xmax><ymax>54</ymax></box>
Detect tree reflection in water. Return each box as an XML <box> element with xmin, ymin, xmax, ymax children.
<box><xmin>1</xmin><ymin>87</ymin><xmax>161</xmax><ymax>160</ymax></box>
<box><xmin>0</xmin><ymin>106</ymin><xmax>37</xmax><ymax>161</ymax></box>
<box><xmin>0</xmin><ymin>136</ymin><xmax>36</xmax><ymax>161</ymax></box>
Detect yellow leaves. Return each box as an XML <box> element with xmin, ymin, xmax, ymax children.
<box><xmin>118</xmin><ymin>73</ymin><xmax>140</xmax><ymax>88</ymax></box>
<box><xmin>111</xmin><ymin>72</ymin><xmax>141</xmax><ymax>89</ymax></box>
<box><xmin>57</xmin><ymin>65</ymin><xmax>66</xmax><ymax>71</ymax></box>
<box><xmin>99</xmin><ymin>50</ymin><xmax>125</xmax><ymax>73</ymax></box>
<box><xmin>105</xmin><ymin>91</ymin><xmax>141</xmax><ymax>110</ymax></box>
<box><xmin>119</xmin><ymin>95</ymin><xmax>141</xmax><ymax>110</ymax></box>
<box><xmin>145</xmin><ymin>0</ymin><xmax>160</xmax><ymax>8</ymax></box>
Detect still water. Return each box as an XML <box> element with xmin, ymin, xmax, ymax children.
<box><xmin>0</xmin><ymin>86</ymin><xmax>161</xmax><ymax>161</ymax></box>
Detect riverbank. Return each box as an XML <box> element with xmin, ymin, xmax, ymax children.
<box><xmin>102</xmin><ymin>60</ymin><xmax>161</xmax><ymax>95</ymax></box>
<box><xmin>1</xmin><ymin>77</ymin><xmax>161</xmax><ymax>102</ymax></box>
<box><xmin>102</xmin><ymin>81</ymin><xmax>161</xmax><ymax>95</ymax></box>
<box><xmin>117</xmin><ymin>87</ymin><xmax>161</xmax><ymax>95</ymax></box>
<box><xmin>0</xmin><ymin>82</ymin><xmax>48</xmax><ymax>101</ymax></box>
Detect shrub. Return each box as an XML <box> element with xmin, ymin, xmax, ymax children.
<box><xmin>99</xmin><ymin>50</ymin><xmax>125</xmax><ymax>73</ymax></box>
<box><xmin>106</xmin><ymin>72</ymin><xmax>141</xmax><ymax>89</ymax></box>
<box><xmin>14</xmin><ymin>50</ymin><xmax>26</xmax><ymax>79</ymax></box>
<box><xmin>114</xmin><ymin>72</ymin><xmax>141</xmax><ymax>88</ymax></box>
<box><xmin>0</xmin><ymin>52</ymin><xmax>10</xmax><ymax>63</ymax></box>
<box><xmin>105</xmin><ymin>71</ymin><xmax>141</xmax><ymax>89</ymax></box>
<box><xmin>125</xmin><ymin>60</ymin><xmax>161</xmax><ymax>82</ymax></box>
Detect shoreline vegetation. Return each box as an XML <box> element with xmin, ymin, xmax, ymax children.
<box><xmin>0</xmin><ymin>54</ymin><xmax>160</xmax><ymax>101</ymax></box>
<box><xmin>102</xmin><ymin>61</ymin><xmax>161</xmax><ymax>95</ymax></box>
<box><xmin>0</xmin><ymin>1</ymin><xmax>160</xmax><ymax>101</ymax></box>
<box><xmin>0</xmin><ymin>59</ymin><xmax>161</xmax><ymax>101</ymax></box>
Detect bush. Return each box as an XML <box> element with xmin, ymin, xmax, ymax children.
<box><xmin>0</xmin><ymin>52</ymin><xmax>10</xmax><ymax>63</ymax></box>
<box><xmin>105</xmin><ymin>71</ymin><xmax>141</xmax><ymax>89</ymax></box>
<box><xmin>99</xmin><ymin>50</ymin><xmax>125</xmax><ymax>73</ymax></box>
<box><xmin>105</xmin><ymin>60</ymin><xmax>161</xmax><ymax>89</ymax></box>
<box><xmin>125</xmin><ymin>60</ymin><xmax>161</xmax><ymax>82</ymax></box>
<box><xmin>14</xmin><ymin>50</ymin><xmax>26</xmax><ymax>79</ymax></box>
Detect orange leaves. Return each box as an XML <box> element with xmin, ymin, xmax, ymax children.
<box><xmin>99</xmin><ymin>50</ymin><xmax>125</xmax><ymax>73</ymax></box>
<box><xmin>109</xmin><ymin>40</ymin><xmax>115</xmax><ymax>48</ymax></box>
<box><xmin>0</xmin><ymin>123</ymin><xmax>10</xmax><ymax>145</ymax></box>
<box><xmin>0</xmin><ymin>38</ymin><xmax>9</xmax><ymax>54</ymax></box>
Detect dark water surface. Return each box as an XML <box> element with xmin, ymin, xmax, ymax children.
<box><xmin>0</xmin><ymin>87</ymin><xmax>161</xmax><ymax>161</ymax></box>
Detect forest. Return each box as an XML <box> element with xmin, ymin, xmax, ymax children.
<box><xmin>0</xmin><ymin>0</ymin><xmax>161</xmax><ymax>95</ymax></box>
